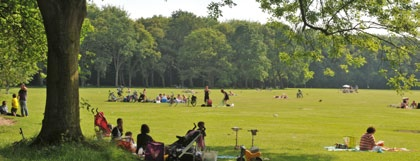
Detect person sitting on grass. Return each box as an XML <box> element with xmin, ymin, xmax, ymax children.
<box><xmin>410</xmin><ymin>100</ymin><xmax>417</xmax><ymax>109</ymax></box>
<box><xmin>111</xmin><ymin>118</ymin><xmax>123</xmax><ymax>141</ymax></box>
<box><xmin>0</xmin><ymin>101</ymin><xmax>8</xmax><ymax>115</ymax></box>
<box><xmin>176</xmin><ymin>94</ymin><xmax>183</xmax><ymax>103</ymax></box>
<box><xmin>161</xmin><ymin>94</ymin><xmax>168</xmax><ymax>103</ymax></box>
<box><xmin>182</xmin><ymin>94</ymin><xmax>188</xmax><ymax>104</ymax></box>
<box><xmin>118</xmin><ymin>131</ymin><xmax>136</xmax><ymax>153</ymax></box>
<box><xmin>401</xmin><ymin>97</ymin><xmax>409</xmax><ymax>108</ymax></box>
<box><xmin>155</xmin><ymin>93</ymin><xmax>162</xmax><ymax>103</ymax></box>
<box><xmin>136</xmin><ymin>124</ymin><xmax>154</xmax><ymax>155</ymax></box>
<box><xmin>360</xmin><ymin>126</ymin><xmax>383</xmax><ymax>151</ymax></box>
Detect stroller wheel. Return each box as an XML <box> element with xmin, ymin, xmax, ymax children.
<box><xmin>236</xmin><ymin>158</ymin><xmax>245</xmax><ymax>161</ymax></box>
<box><xmin>254</xmin><ymin>157</ymin><xmax>263</xmax><ymax>161</ymax></box>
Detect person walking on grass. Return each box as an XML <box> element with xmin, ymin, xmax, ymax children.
<box><xmin>18</xmin><ymin>84</ymin><xmax>28</xmax><ymax>117</ymax></box>
<box><xmin>221</xmin><ymin>89</ymin><xmax>230</xmax><ymax>106</ymax></box>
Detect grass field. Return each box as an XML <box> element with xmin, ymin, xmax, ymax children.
<box><xmin>1</xmin><ymin>87</ymin><xmax>420</xmax><ymax>161</ymax></box>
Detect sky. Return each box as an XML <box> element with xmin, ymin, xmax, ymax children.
<box><xmin>92</xmin><ymin>0</ymin><xmax>272</xmax><ymax>23</ymax></box>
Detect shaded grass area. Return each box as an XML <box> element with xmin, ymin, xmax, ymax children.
<box><xmin>1</xmin><ymin>88</ymin><xmax>420</xmax><ymax>160</ymax></box>
<box><xmin>0</xmin><ymin>139</ymin><xmax>139</xmax><ymax>161</ymax></box>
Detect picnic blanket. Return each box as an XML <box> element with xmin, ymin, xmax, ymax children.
<box><xmin>324</xmin><ymin>146</ymin><xmax>410</xmax><ymax>152</ymax></box>
<box><xmin>324</xmin><ymin>146</ymin><xmax>358</xmax><ymax>152</ymax></box>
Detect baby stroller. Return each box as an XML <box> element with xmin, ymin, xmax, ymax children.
<box><xmin>144</xmin><ymin>142</ymin><xmax>165</xmax><ymax>161</ymax></box>
<box><xmin>166</xmin><ymin>129</ymin><xmax>203</xmax><ymax>161</ymax></box>
<box><xmin>94</xmin><ymin>111</ymin><xmax>111</xmax><ymax>139</ymax></box>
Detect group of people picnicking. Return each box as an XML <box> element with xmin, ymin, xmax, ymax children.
<box><xmin>109</xmin><ymin>118</ymin><xmax>207</xmax><ymax>157</ymax></box>
<box><xmin>108</xmin><ymin>88</ymin><xmax>148</xmax><ymax>102</ymax></box>
<box><xmin>273</xmin><ymin>89</ymin><xmax>304</xmax><ymax>99</ymax></box>
<box><xmin>108</xmin><ymin>86</ymin><xmax>234</xmax><ymax>107</ymax></box>
<box><xmin>0</xmin><ymin>84</ymin><xmax>29</xmax><ymax>117</ymax></box>
<box><xmin>398</xmin><ymin>97</ymin><xmax>420</xmax><ymax>109</ymax></box>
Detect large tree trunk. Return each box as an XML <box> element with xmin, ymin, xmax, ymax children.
<box><xmin>34</xmin><ymin>0</ymin><xmax>86</xmax><ymax>145</ymax></box>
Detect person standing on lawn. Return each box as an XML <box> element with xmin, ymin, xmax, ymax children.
<box><xmin>18</xmin><ymin>84</ymin><xmax>28</xmax><ymax>117</ymax></box>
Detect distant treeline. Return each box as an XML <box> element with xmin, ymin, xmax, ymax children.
<box><xmin>25</xmin><ymin>4</ymin><xmax>419</xmax><ymax>89</ymax></box>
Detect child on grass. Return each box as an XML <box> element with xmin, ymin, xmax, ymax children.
<box><xmin>0</xmin><ymin>101</ymin><xmax>8</xmax><ymax>115</ymax></box>
<box><xmin>11</xmin><ymin>94</ymin><xmax>19</xmax><ymax>117</ymax></box>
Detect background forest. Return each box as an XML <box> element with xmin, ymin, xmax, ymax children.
<box><xmin>2</xmin><ymin>3</ymin><xmax>420</xmax><ymax>90</ymax></box>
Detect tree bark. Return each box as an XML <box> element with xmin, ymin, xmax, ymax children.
<box><xmin>97</xmin><ymin>71</ymin><xmax>101</xmax><ymax>87</ymax></box>
<box><xmin>189</xmin><ymin>77</ymin><xmax>193</xmax><ymax>88</ymax></box>
<box><xmin>151</xmin><ymin>72</ymin><xmax>154</xmax><ymax>87</ymax></box>
<box><xmin>34</xmin><ymin>0</ymin><xmax>86</xmax><ymax>145</ymax></box>
<box><xmin>160</xmin><ymin>75</ymin><xmax>165</xmax><ymax>87</ymax></box>
<box><xmin>128</xmin><ymin>72</ymin><xmax>132</xmax><ymax>87</ymax></box>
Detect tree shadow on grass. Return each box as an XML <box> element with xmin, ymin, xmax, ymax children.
<box><xmin>0</xmin><ymin>139</ymin><xmax>140</xmax><ymax>161</ymax></box>
<box><xmin>395</xmin><ymin>129</ymin><xmax>420</xmax><ymax>134</ymax></box>
<box><xmin>0</xmin><ymin>140</ymin><xmax>335</xmax><ymax>161</ymax></box>
<box><xmin>208</xmin><ymin>146</ymin><xmax>336</xmax><ymax>161</ymax></box>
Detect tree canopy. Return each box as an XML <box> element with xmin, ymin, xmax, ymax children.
<box><xmin>209</xmin><ymin>0</ymin><xmax>419</xmax><ymax>93</ymax></box>
<box><xmin>0</xmin><ymin>0</ymin><xmax>46</xmax><ymax>92</ymax></box>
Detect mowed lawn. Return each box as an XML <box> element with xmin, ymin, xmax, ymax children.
<box><xmin>1</xmin><ymin>87</ymin><xmax>420</xmax><ymax>161</ymax></box>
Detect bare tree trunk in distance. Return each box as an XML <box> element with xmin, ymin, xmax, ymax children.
<box><xmin>33</xmin><ymin>0</ymin><xmax>86</xmax><ymax>145</ymax></box>
<box><xmin>97</xmin><ymin>71</ymin><xmax>101</xmax><ymax>87</ymax></box>
<box><xmin>161</xmin><ymin>75</ymin><xmax>165</xmax><ymax>87</ymax></box>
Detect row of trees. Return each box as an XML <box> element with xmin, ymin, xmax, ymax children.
<box><xmin>1</xmin><ymin>3</ymin><xmax>419</xmax><ymax>91</ymax></box>
<box><xmin>75</xmin><ymin>4</ymin><xmax>419</xmax><ymax>89</ymax></box>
